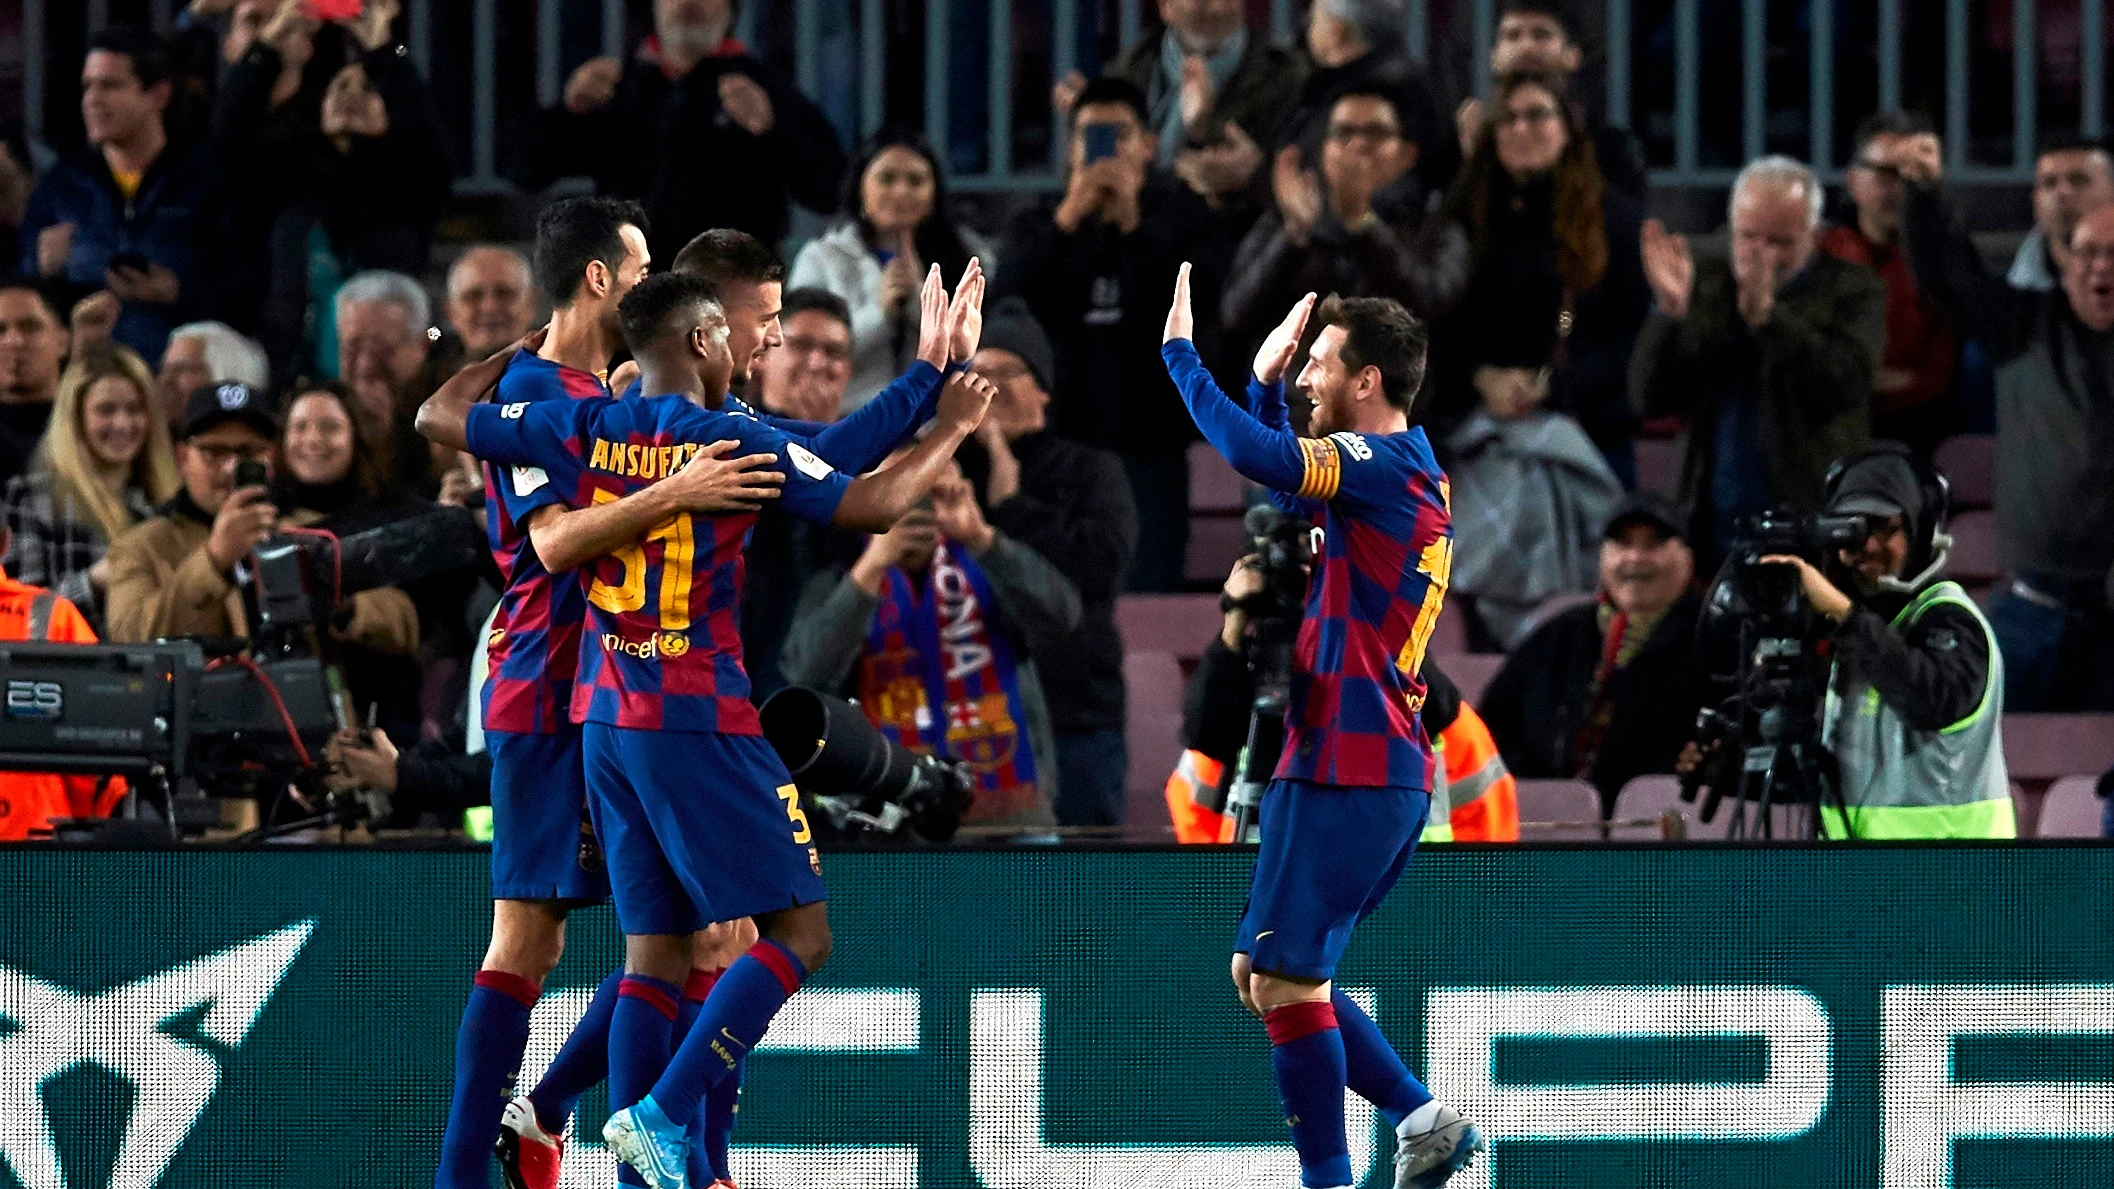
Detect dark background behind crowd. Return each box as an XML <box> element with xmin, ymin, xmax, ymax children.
<box><xmin>0</xmin><ymin>0</ymin><xmax>2108</xmax><ymax>842</ymax></box>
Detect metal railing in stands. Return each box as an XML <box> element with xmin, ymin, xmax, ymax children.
<box><xmin>17</xmin><ymin>0</ymin><xmax>2108</xmax><ymax>194</ymax></box>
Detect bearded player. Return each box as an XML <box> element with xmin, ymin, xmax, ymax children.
<box><xmin>1162</xmin><ymin>270</ymin><xmax>1484</xmax><ymax>1189</ymax></box>
<box><xmin>421</xmin><ymin>270</ymin><xmax>989</xmax><ymax>1189</ymax></box>
<box><xmin>435</xmin><ymin>196</ymin><xmax>786</xmax><ymax>1189</ymax></box>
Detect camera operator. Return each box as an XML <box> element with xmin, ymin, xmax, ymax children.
<box><xmin>0</xmin><ymin>518</ymin><xmax>128</xmax><ymax>838</ymax></box>
<box><xmin>1758</xmin><ymin>451</ymin><xmax>2016</xmax><ymax>839</ymax></box>
<box><xmin>1166</xmin><ymin>554</ymin><xmax>1519</xmax><ymax>843</ymax></box>
<box><xmin>324</xmin><ymin>725</ymin><xmax>492</xmax><ymax>830</ymax></box>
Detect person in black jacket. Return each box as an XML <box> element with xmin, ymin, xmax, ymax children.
<box><xmin>1287</xmin><ymin>0</ymin><xmax>1453</xmax><ymax>196</ymax></box>
<box><xmin>1479</xmin><ymin>491</ymin><xmax>1706</xmax><ymax>813</ymax></box>
<box><xmin>993</xmin><ymin>77</ymin><xmax>1226</xmax><ymax>593</ymax></box>
<box><xmin>958</xmin><ymin>300</ymin><xmax>1138</xmax><ymax>827</ymax></box>
<box><xmin>520</xmin><ymin>0</ymin><xmax>845</xmax><ymax>260</ymax></box>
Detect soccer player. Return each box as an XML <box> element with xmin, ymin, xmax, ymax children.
<box><xmin>424</xmin><ymin>272</ymin><xmax>992</xmax><ymax>1189</ymax></box>
<box><xmin>1161</xmin><ymin>270</ymin><xmax>1485</xmax><ymax>1189</ymax></box>
<box><xmin>434</xmin><ymin>196</ymin><xmax>782</xmax><ymax>1189</ymax></box>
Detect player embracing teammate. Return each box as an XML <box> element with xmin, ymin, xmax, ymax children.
<box><xmin>423</xmin><ymin>233</ymin><xmax>989</xmax><ymax>1189</ymax></box>
<box><xmin>1163</xmin><ymin>269</ymin><xmax>1487</xmax><ymax>1189</ymax></box>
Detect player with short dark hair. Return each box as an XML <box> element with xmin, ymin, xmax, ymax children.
<box><xmin>431</xmin><ymin>196</ymin><xmax>784</xmax><ymax>1189</ymax></box>
<box><xmin>1162</xmin><ymin>273</ymin><xmax>1483</xmax><ymax>1189</ymax></box>
<box><xmin>423</xmin><ymin>266</ymin><xmax>991</xmax><ymax>1189</ymax></box>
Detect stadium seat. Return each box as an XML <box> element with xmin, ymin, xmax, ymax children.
<box><xmin>2035</xmin><ymin>776</ymin><xmax>2106</xmax><ymax>839</ymax></box>
<box><xmin>1945</xmin><ymin>509</ymin><xmax>2001</xmax><ymax>586</ymax></box>
<box><xmin>1184</xmin><ymin>515</ymin><xmax>1250</xmax><ymax>585</ymax></box>
<box><xmin>2002</xmin><ymin>715</ymin><xmax>2114</xmax><ymax>782</ymax></box>
<box><xmin>1516</xmin><ymin>590</ymin><xmax>1597</xmax><ymax>641</ymax></box>
<box><xmin>1609</xmin><ymin>775</ymin><xmax>1692</xmax><ymax>840</ymax></box>
<box><xmin>1444</xmin><ymin>653</ymin><xmax>1505</xmax><ymax>707</ymax></box>
<box><xmin>1514</xmin><ymin>779</ymin><xmax>1603</xmax><ymax>840</ymax></box>
<box><xmin>1634</xmin><ymin>437</ymin><xmax>1682</xmax><ymax>498</ymax></box>
<box><xmin>1427</xmin><ymin>603</ymin><xmax>1468</xmax><ymax>656</ymax></box>
<box><xmin>1122</xmin><ymin>651</ymin><xmax>1185</xmax><ymax>838</ymax></box>
<box><xmin>1114</xmin><ymin>594</ymin><xmax>1223</xmax><ymax>664</ymax></box>
<box><xmin>1933</xmin><ymin>434</ymin><xmax>1996</xmax><ymax>510</ymax></box>
<box><xmin>1188</xmin><ymin>443</ymin><xmax>1247</xmax><ymax>514</ymax></box>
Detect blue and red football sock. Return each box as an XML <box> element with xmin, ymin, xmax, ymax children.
<box><xmin>651</xmin><ymin>941</ymin><xmax>804</xmax><ymax>1124</ymax></box>
<box><xmin>526</xmin><ymin>966</ymin><xmax>621</xmax><ymax>1136</ymax></box>
<box><xmin>1332</xmin><ymin>989</ymin><xmax>1433</xmax><ymax>1128</ymax></box>
<box><xmin>1266</xmin><ymin>1000</ymin><xmax>1353</xmax><ymax>1189</ymax></box>
<box><xmin>677</xmin><ymin>968</ymin><xmax>737</xmax><ymax>1188</ymax></box>
<box><xmin>435</xmin><ymin>969</ymin><xmax>538</xmax><ymax>1189</ymax></box>
<box><xmin>610</xmin><ymin>974</ymin><xmax>682</xmax><ymax>1188</ymax></box>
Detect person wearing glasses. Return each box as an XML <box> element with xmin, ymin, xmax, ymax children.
<box><xmin>1222</xmin><ymin>87</ymin><xmax>1468</xmax><ymax>371</ymax></box>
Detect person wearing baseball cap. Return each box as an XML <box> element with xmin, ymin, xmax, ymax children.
<box><xmin>1758</xmin><ymin>449</ymin><xmax>2014</xmax><ymax>838</ymax></box>
<box><xmin>101</xmin><ymin>380</ymin><xmax>281</xmax><ymax>642</ymax></box>
<box><xmin>1479</xmin><ymin>489</ymin><xmax>1710</xmax><ymax>814</ymax></box>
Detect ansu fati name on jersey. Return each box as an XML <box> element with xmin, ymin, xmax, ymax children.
<box><xmin>585</xmin><ymin>436</ymin><xmax>718</xmax><ymax>481</ymax></box>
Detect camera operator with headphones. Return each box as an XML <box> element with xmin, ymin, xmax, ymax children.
<box><xmin>1758</xmin><ymin>449</ymin><xmax>2015</xmax><ymax>839</ymax></box>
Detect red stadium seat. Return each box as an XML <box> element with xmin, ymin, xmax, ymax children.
<box><xmin>1427</xmin><ymin>603</ymin><xmax>1468</xmax><ymax>657</ymax></box>
<box><xmin>1115</xmin><ymin>594</ymin><xmax>1222</xmax><ymax>664</ymax></box>
<box><xmin>1609</xmin><ymin>775</ymin><xmax>1691</xmax><ymax>840</ymax></box>
<box><xmin>1945</xmin><ymin>509</ymin><xmax>2001</xmax><ymax>586</ymax></box>
<box><xmin>1514</xmin><ymin>779</ymin><xmax>1603</xmax><ymax>839</ymax></box>
<box><xmin>2035</xmin><ymin>776</ymin><xmax>2105</xmax><ymax>838</ymax></box>
<box><xmin>1444</xmin><ymin>653</ymin><xmax>1505</xmax><ymax>708</ymax></box>
<box><xmin>1634</xmin><ymin>437</ymin><xmax>1683</xmax><ymax>499</ymax></box>
<box><xmin>1122</xmin><ymin>651</ymin><xmax>1185</xmax><ymax>838</ymax></box>
<box><xmin>1184</xmin><ymin>516</ymin><xmax>1251</xmax><ymax>585</ymax></box>
<box><xmin>1933</xmin><ymin>434</ymin><xmax>1996</xmax><ymax>511</ymax></box>
<box><xmin>2002</xmin><ymin>715</ymin><xmax>2114</xmax><ymax>782</ymax></box>
<box><xmin>1188</xmin><ymin>443</ymin><xmax>1248</xmax><ymax>514</ymax></box>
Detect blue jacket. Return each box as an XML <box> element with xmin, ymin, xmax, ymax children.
<box><xmin>17</xmin><ymin>143</ymin><xmax>223</xmax><ymax>360</ymax></box>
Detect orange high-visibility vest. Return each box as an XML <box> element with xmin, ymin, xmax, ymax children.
<box><xmin>0</xmin><ymin>569</ymin><xmax>127</xmax><ymax>840</ymax></box>
<box><xmin>1164</xmin><ymin>702</ymin><xmax>1518</xmax><ymax>843</ymax></box>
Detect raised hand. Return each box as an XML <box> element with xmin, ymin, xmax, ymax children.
<box><xmin>913</xmin><ymin>263</ymin><xmax>949</xmax><ymax>367</ymax></box>
<box><xmin>1178</xmin><ymin>54</ymin><xmax>1214</xmax><ymax>134</ymax></box>
<box><xmin>564</xmin><ymin>56</ymin><xmax>623</xmax><ymax>114</ymax></box>
<box><xmin>1272</xmin><ymin>145</ymin><xmax>1324</xmax><ymax>247</ymax></box>
<box><xmin>662</xmin><ymin>438</ymin><xmax>786</xmax><ymax>513</ymax></box>
<box><xmin>947</xmin><ymin>257</ymin><xmax>986</xmax><ymax>363</ymax></box>
<box><xmin>1163</xmin><ymin>261</ymin><xmax>1195</xmax><ymax>344</ymax></box>
<box><xmin>937</xmin><ymin>370</ymin><xmax>997</xmax><ymax>435</ymax></box>
<box><xmin>1640</xmin><ymin>219</ymin><xmax>1695</xmax><ymax>319</ymax></box>
<box><xmin>931</xmin><ymin>470</ymin><xmax>995</xmax><ymax>553</ymax></box>
<box><xmin>1889</xmin><ymin>131</ymin><xmax>1943</xmax><ymax>185</ymax></box>
<box><xmin>1253</xmin><ymin>291</ymin><xmax>1316</xmax><ymax>385</ymax></box>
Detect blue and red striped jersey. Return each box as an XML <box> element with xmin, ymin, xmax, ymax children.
<box><xmin>480</xmin><ymin>350</ymin><xmax>608</xmax><ymax>734</ymax></box>
<box><xmin>1164</xmin><ymin>339</ymin><xmax>1454</xmax><ymax>790</ymax></box>
<box><xmin>466</xmin><ymin>391</ymin><xmax>852</xmax><ymax>734</ymax></box>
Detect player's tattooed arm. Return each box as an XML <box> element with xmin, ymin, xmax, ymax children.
<box><xmin>523</xmin><ymin>440</ymin><xmax>785</xmax><ymax>573</ymax></box>
<box><xmin>415</xmin><ymin>326</ymin><xmax>548</xmax><ymax>450</ymax></box>
<box><xmin>830</xmin><ymin>372</ymin><xmax>996</xmax><ymax>531</ymax></box>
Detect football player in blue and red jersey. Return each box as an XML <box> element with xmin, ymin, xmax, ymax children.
<box><xmin>1163</xmin><ymin>270</ymin><xmax>1485</xmax><ymax>1189</ymax></box>
<box><xmin>423</xmin><ymin>271</ymin><xmax>992</xmax><ymax>1189</ymax></box>
<box><xmin>434</xmin><ymin>197</ymin><xmax>787</xmax><ymax>1189</ymax></box>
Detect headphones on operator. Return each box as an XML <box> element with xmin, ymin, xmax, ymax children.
<box><xmin>1820</xmin><ymin>443</ymin><xmax>1954</xmax><ymax>593</ymax></box>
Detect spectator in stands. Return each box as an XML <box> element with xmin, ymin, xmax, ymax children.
<box><xmin>754</xmin><ymin>288</ymin><xmax>854</xmax><ymax>424</ymax></box>
<box><xmin>279</xmin><ymin>379</ymin><xmax>424</xmax><ymax>743</ymax></box>
<box><xmin>156</xmin><ymin>320</ymin><xmax>270</xmax><ymax>429</ymax></box>
<box><xmin>0</xmin><ymin>517</ymin><xmax>126</xmax><ymax>840</ymax></box>
<box><xmin>960</xmin><ymin>300</ymin><xmax>1138</xmax><ymax>827</ymax></box>
<box><xmin>788</xmin><ymin>129</ymin><xmax>988</xmax><ymax>411</ymax></box>
<box><xmin>224</xmin><ymin>2</ymin><xmax>453</xmax><ymax>382</ymax></box>
<box><xmin>1440</xmin><ymin>70</ymin><xmax>1648</xmax><ymax>475</ymax></box>
<box><xmin>1632</xmin><ymin>156</ymin><xmax>1885</xmax><ymax>562</ymax></box>
<box><xmin>1055</xmin><ymin>0</ymin><xmax>1306</xmax><ymax>221</ymax></box>
<box><xmin>1818</xmin><ymin>112</ymin><xmax>1960</xmax><ymax>456</ymax></box>
<box><xmin>104</xmin><ymin>381</ymin><xmax>279</xmax><ymax>641</ymax></box>
<box><xmin>1221</xmin><ymin>87</ymin><xmax>1468</xmax><ymax>362</ymax></box>
<box><xmin>1453</xmin><ymin>0</ymin><xmax>1647</xmax><ymax>201</ymax></box>
<box><xmin>1478</xmin><ymin>491</ymin><xmax>1705</xmax><ymax>815</ymax></box>
<box><xmin>334</xmin><ymin>269</ymin><xmax>443</xmax><ymax>495</ymax></box>
<box><xmin>0</xmin><ymin>129</ymin><xmax>32</xmax><ymax>272</ymax></box>
<box><xmin>3</xmin><ymin>344</ymin><xmax>178</xmax><ymax>632</ymax></box>
<box><xmin>525</xmin><ymin>0</ymin><xmax>846</xmax><ymax>260</ymax></box>
<box><xmin>780</xmin><ymin>458</ymin><xmax>1081</xmax><ymax>829</ymax></box>
<box><xmin>20</xmin><ymin>27</ymin><xmax>222</xmax><ymax>362</ymax></box>
<box><xmin>1284</xmin><ymin>0</ymin><xmax>1449</xmax><ymax>194</ymax></box>
<box><xmin>994</xmin><ymin>77</ymin><xmax>1227</xmax><ymax>593</ymax></box>
<box><xmin>443</xmin><ymin>246</ymin><xmax>539</xmax><ymax>363</ymax></box>
<box><xmin>2005</xmin><ymin>135</ymin><xmax>2114</xmax><ymax>294</ymax></box>
<box><xmin>743</xmin><ymin>288</ymin><xmax>859</xmax><ymax>702</ymax></box>
<box><xmin>0</xmin><ymin>283</ymin><xmax>67</xmax><ymax>485</ymax></box>
<box><xmin>1894</xmin><ymin>137</ymin><xmax>2114</xmax><ymax>712</ymax></box>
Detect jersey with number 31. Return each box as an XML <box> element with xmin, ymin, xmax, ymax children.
<box><xmin>465</xmin><ymin>392</ymin><xmax>852</xmax><ymax>734</ymax></box>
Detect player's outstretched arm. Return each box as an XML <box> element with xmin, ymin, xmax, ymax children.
<box><xmin>1160</xmin><ymin>263</ymin><xmax>1309</xmax><ymax>494</ymax></box>
<box><xmin>801</xmin><ymin>257</ymin><xmax>984</xmax><ymax>473</ymax></box>
<box><xmin>829</xmin><ymin>372</ymin><xmax>995</xmax><ymax>531</ymax></box>
<box><xmin>524</xmin><ymin>440</ymin><xmax>785</xmax><ymax>573</ymax></box>
<box><xmin>415</xmin><ymin>327</ymin><xmax>547</xmax><ymax>451</ymax></box>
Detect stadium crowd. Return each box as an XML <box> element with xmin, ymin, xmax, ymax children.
<box><xmin>0</xmin><ymin>0</ymin><xmax>2109</xmax><ymax>841</ymax></box>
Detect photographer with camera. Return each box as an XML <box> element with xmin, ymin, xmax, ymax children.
<box><xmin>1755</xmin><ymin>450</ymin><xmax>2015</xmax><ymax>839</ymax></box>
